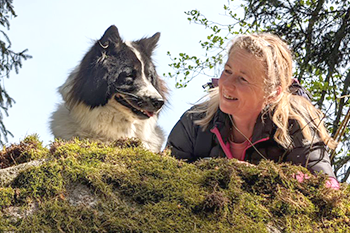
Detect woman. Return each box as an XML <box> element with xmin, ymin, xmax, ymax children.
<box><xmin>167</xmin><ymin>33</ymin><xmax>339</xmax><ymax>188</ymax></box>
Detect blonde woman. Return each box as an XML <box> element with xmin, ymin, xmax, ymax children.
<box><xmin>167</xmin><ymin>33</ymin><xmax>339</xmax><ymax>189</ymax></box>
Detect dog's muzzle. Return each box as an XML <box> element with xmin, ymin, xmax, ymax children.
<box><xmin>114</xmin><ymin>93</ymin><xmax>164</xmax><ymax>119</ymax></box>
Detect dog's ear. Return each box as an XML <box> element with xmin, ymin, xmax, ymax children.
<box><xmin>99</xmin><ymin>25</ymin><xmax>122</xmax><ymax>48</ymax></box>
<box><xmin>137</xmin><ymin>32</ymin><xmax>160</xmax><ymax>56</ymax></box>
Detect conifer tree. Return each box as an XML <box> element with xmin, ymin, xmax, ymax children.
<box><xmin>0</xmin><ymin>0</ymin><xmax>32</xmax><ymax>145</ymax></box>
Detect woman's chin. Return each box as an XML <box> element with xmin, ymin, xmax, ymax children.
<box><xmin>219</xmin><ymin>103</ymin><xmax>237</xmax><ymax>116</ymax></box>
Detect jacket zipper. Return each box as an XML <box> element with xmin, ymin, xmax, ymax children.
<box><xmin>210</xmin><ymin>127</ymin><xmax>233</xmax><ymax>159</ymax></box>
<box><xmin>241</xmin><ymin>137</ymin><xmax>270</xmax><ymax>160</ymax></box>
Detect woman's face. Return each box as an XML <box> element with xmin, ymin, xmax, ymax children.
<box><xmin>219</xmin><ymin>47</ymin><xmax>266</xmax><ymax>120</ymax></box>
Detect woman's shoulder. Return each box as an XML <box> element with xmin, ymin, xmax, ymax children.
<box><xmin>287</xmin><ymin>119</ymin><xmax>322</xmax><ymax>147</ymax></box>
<box><xmin>182</xmin><ymin>105</ymin><xmax>208</xmax><ymax>121</ymax></box>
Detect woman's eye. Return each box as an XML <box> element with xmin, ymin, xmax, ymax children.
<box><xmin>239</xmin><ymin>77</ymin><xmax>248</xmax><ymax>83</ymax></box>
<box><xmin>224</xmin><ymin>69</ymin><xmax>232</xmax><ymax>74</ymax></box>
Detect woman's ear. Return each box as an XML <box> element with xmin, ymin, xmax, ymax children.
<box><xmin>276</xmin><ymin>86</ymin><xmax>282</xmax><ymax>97</ymax></box>
<box><xmin>268</xmin><ymin>86</ymin><xmax>282</xmax><ymax>103</ymax></box>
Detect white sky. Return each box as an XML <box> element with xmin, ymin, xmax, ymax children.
<box><xmin>3</xmin><ymin>0</ymin><xmax>238</xmax><ymax>147</ymax></box>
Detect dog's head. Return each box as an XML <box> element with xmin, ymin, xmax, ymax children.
<box><xmin>65</xmin><ymin>25</ymin><xmax>167</xmax><ymax>119</ymax></box>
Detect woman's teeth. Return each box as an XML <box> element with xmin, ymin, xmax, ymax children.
<box><xmin>224</xmin><ymin>94</ymin><xmax>237</xmax><ymax>100</ymax></box>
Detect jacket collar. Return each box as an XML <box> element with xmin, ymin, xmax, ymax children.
<box><xmin>211</xmin><ymin>109</ymin><xmax>275</xmax><ymax>144</ymax></box>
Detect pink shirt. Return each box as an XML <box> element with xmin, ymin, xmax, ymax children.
<box><xmin>229</xmin><ymin>139</ymin><xmax>250</xmax><ymax>160</ymax></box>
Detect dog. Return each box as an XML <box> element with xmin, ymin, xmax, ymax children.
<box><xmin>50</xmin><ymin>25</ymin><xmax>167</xmax><ymax>152</ymax></box>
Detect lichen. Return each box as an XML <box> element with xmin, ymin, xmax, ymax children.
<box><xmin>0</xmin><ymin>135</ymin><xmax>349</xmax><ymax>232</ymax></box>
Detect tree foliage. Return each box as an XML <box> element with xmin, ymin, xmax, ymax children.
<box><xmin>0</xmin><ymin>0</ymin><xmax>32</xmax><ymax>145</ymax></box>
<box><xmin>166</xmin><ymin>0</ymin><xmax>350</xmax><ymax>182</ymax></box>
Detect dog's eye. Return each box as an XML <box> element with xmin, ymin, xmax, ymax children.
<box><xmin>125</xmin><ymin>77</ymin><xmax>134</xmax><ymax>85</ymax></box>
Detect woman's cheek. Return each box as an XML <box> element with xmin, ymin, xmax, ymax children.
<box><xmin>218</xmin><ymin>75</ymin><xmax>226</xmax><ymax>86</ymax></box>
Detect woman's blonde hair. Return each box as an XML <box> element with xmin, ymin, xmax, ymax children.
<box><xmin>193</xmin><ymin>33</ymin><xmax>337</xmax><ymax>150</ymax></box>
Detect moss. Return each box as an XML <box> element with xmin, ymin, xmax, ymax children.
<box><xmin>0</xmin><ymin>134</ymin><xmax>48</xmax><ymax>169</ymax></box>
<box><xmin>270</xmin><ymin>185</ymin><xmax>316</xmax><ymax>216</ymax></box>
<box><xmin>0</xmin><ymin>135</ymin><xmax>349</xmax><ymax>232</ymax></box>
<box><xmin>0</xmin><ymin>187</ymin><xmax>14</xmax><ymax>207</ymax></box>
<box><xmin>12</xmin><ymin>162</ymin><xmax>64</xmax><ymax>200</ymax></box>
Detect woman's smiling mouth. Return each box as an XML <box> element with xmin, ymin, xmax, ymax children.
<box><xmin>223</xmin><ymin>93</ymin><xmax>238</xmax><ymax>100</ymax></box>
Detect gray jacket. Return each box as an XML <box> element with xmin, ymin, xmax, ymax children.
<box><xmin>167</xmin><ymin>108</ymin><xmax>336</xmax><ymax>178</ymax></box>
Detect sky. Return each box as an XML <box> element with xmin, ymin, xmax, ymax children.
<box><xmin>2</xmin><ymin>0</ymin><xmax>237</xmax><ymax>147</ymax></box>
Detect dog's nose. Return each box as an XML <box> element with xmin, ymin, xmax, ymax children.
<box><xmin>151</xmin><ymin>97</ymin><xmax>164</xmax><ymax>110</ymax></box>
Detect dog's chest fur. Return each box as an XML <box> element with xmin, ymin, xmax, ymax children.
<box><xmin>51</xmin><ymin>101</ymin><xmax>164</xmax><ymax>152</ymax></box>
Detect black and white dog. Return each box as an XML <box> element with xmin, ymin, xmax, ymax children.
<box><xmin>50</xmin><ymin>25</ymin><xmax>167</xmax><ymax>152</ymax></box>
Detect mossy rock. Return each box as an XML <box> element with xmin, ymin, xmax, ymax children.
<box><xmin>0</xmin><ymin>135</ymin><xmax>349</xmax><ymax>232</ymax></box>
